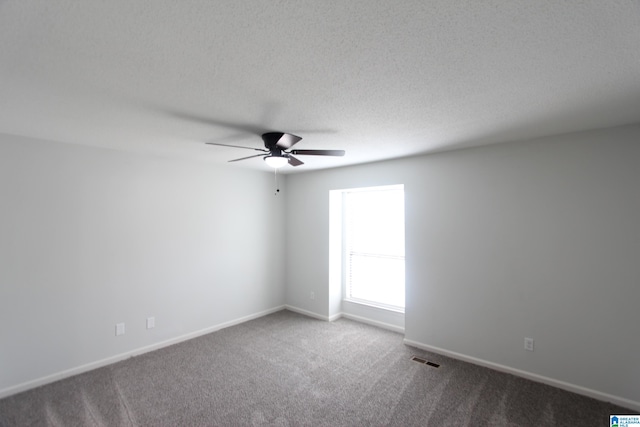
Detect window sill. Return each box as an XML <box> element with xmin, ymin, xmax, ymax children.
<box><xmin>343</xmin><ymin>298</ymin><xmax>405</xmax><ymax>314</ymax></box>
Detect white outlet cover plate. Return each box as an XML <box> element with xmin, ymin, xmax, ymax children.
<box><xmin>524</xmin><ymin>337</ymin><xmax>534</xmax><ymax>351</ymax></box>
<box><xmin>116</xmin><ymin>323</ymin><xmax>125</xmax><ymax>336</ymax></box>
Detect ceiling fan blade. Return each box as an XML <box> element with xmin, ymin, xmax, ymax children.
<box><xmin>289</xmin><ymin>149</ymin><xmax>345</xmax><ymax>156</ymax></box>
<box><xmin>275</xmin><ymin>133</ymin><xmax>302</xmax><ymax>149</ymax></box>
<box><xmin>206</xmin><ymin>142</ymin><xmax>268</xmax><ymax>152</ymax></box>
<box><xmin>228</xmin><ymin>154</ymin><xmax>267</xmax><ymax>163</ymax></box>
<box><xmin>287</xmin><ymin>155</ymin><xmax>304</xmax><ymax>166</ymax></box>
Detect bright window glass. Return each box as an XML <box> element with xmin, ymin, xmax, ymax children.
<box><xmin>344</xmin><ymin>186</ymin><xmax>405</xmax><ymax>310</ymax></box>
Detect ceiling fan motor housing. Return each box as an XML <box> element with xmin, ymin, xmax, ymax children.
<box><xmin>261</xmin><ymin>132</ymin><xmax>284</xmax><ymax>150</ymax></box>
<box><xmin>262</xmin><ymin>132</ymin><xmax>302</xmax><ymax>151</ymax></box>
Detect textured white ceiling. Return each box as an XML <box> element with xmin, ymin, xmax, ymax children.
<box><xmin>1</xmin><ymin>1</ymin><xmax>639</xmax><ymax>173</ymax></box>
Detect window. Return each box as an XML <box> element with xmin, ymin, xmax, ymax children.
<box><xmin>342</xmin><ymin>185</ymin><xmax>405</xmax><ymax>311</ymax></box>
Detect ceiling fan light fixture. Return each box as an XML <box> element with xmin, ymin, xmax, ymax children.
<box><xmin>264</xmin><ymin>155</ymin><xmax>288</xmax><ymax>169</ymax></box>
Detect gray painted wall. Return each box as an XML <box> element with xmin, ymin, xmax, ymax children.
<box><xmin>285</xmin><ymin>124</ymin><xmax>640</xmax><ymax>406</ymax></box>
<box><xmin>2</xmin><ymin>124</ymin><xmax>639</xmax><ymax>407</ymax></box>
<box><xmin>0</xmin><ymin>134</ymin><xmax>286</xmax><ymax>393</ymax></box>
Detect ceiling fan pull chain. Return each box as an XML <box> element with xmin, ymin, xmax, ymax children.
<box><xmin>274</xmin><ymin>168</ymin><xmax>280</xmax><ymax>196</ymax></box>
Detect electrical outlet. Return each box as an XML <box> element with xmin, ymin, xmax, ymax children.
<box><xmin>524</xmin><ymin>337</ymin><xmax>534</xmax><ymax>352</ymax></box>
<box><xmin>115</xmin><ymin>323</ymin><xmax>125</xmax><ymax>336</ymax></box>
<box><xmin>310</xmin><ymin>291</ymin><xmax>315</xmax><ymax>300</ymax></box>
<box><xmin>146</xmin><ymin>317</ymin><xmax>155</xmax><ymax>329</ymax></box>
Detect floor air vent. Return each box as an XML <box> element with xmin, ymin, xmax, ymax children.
<box><xmin>411</xmin><ymin>356</ymin><xmax>440</xmax><ymax>368</ymax></box>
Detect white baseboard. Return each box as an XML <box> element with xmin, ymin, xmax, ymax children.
<box><xmin>328</xmin><ymin>312</ymin><xmax>342</xmax><ymax>322</ymax></box>
<box><xmin>284</xmin><ymin>305</ymin><xmax>331</xmax><ymax>321</ymax></box>
<box><xmin>404</xmin><ymin>338</ymin><xmax>640</xmax><ymax>412</ymax></box>
<box><xmin>340</xmin><ymin>313</ymin><xmax>405</xmax><ymax>333</ymax></box>
<box><xmin>0</xmin><ymin>305</ymin><xmax>286</xmax><ymax>400</ymax></box>
<box><xmin>284</xmin><ymin>305</ymin><xmax>405</xmax><ymax>333</ymax></box>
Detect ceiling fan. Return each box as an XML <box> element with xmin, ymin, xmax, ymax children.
<box><xmin>206</xmin><ymin>132</ymin><xmax>345</xmax><ymax>168</ymax></box>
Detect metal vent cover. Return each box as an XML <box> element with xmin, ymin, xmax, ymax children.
<box><xmin>411</xmin><ymin>356</ymin><xmax>440</xmax><ymax>368</ymax></box>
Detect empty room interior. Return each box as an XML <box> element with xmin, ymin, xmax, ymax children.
<box><xmin>1</xmin><ymin>1</ymin><xmax>639</xmax><ymax>425</ymax></box>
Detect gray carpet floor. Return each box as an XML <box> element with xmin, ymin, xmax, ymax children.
<box><xmin>0</xmin><ymin>310</ymin><xmax>633</xmax><ymax>426</ymax></box>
